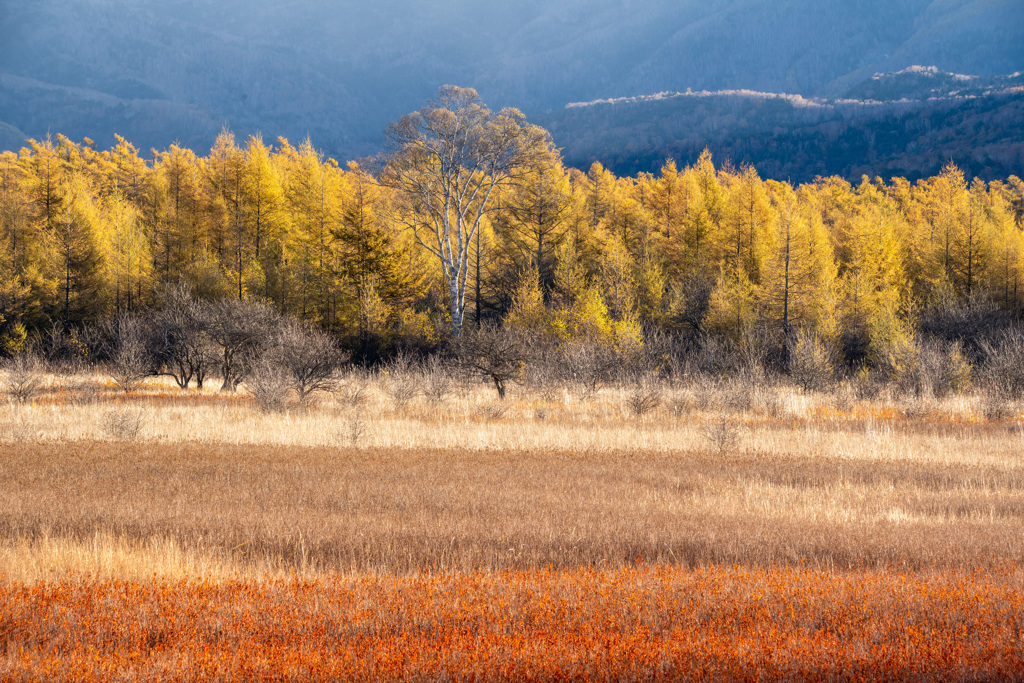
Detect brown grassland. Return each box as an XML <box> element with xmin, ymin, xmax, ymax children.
<box><xmin>2</xmin><ymin>373</ymin><xmax>1024</xmax><ymax>680</ymax></box>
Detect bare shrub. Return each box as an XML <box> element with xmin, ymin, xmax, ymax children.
<box><xmin>521</xmin><ymin>343</ymin><xmax>562</xmax><ymax>403</ymax></box>
<box><xmin>273</xmin><ymin>321</ymin><xmax>348</xmax><ymax>405</ymax></box>
<box><xmin>422</xmin><ymin>355</ymin><xmax>455</xmax><ymax>403</ymax></box>
<box><xmin>334</xmin><ymin>369</ymin><xmax>372</xmax><ymax>408</ymax></box>
<box><xmin>668</xmin><ymin>392</ymin><xmax>693</xmax><ymax>418</ymax></box>
<box><xmin>788</xmin><ymin>329</ymin><xmax>834</xmax><ymax>393</ymax></box>
<box><xmin>851</xmin><ymin>370</ymin><xmax>885</xmax><ymax>401</ymax></box>
<box><xmin>61</xmin><ymin>377</ymin><xmax>103</xmax><ymax>406</ymax></box>
<box><xmin>724</xmin><ymin>380</ymin><xmax>755</xmax><ymax>413</ymax></box>
<box><xmin>920</xmin><ymin>292</ymin><xmax>1011</xmax><ymax>354</ymax></box>
<box><xmin>149</xmin><ymin>284</ymin><xmax>215</xmax><ymax>390</ymax></box>
<box><xmin>108</xmin><ymin>316</ymin><xmax>151</xmax><ymax>394</ymax></box>
<box><xmin>335</xmin><ymin>410</ymin><xmax>368</xmax><ymax>447</ymax></box>
<box><xmin>4</xmin><ymin>353</ymin><xmax>45</xmax><ymax>404</ymax></box>
<box><xmin>980</xmin><ymin>395</ymin><xmax>1013</xmax><ymax>422</ymax></box>
<box><xmin>39</xmin><ymin>322</ymin><xmax>90</xmax><ymax>372</ymax></box>
<box><xmin>702</xmin><ymin>416</ymin><xmax>742</xmax><ymax>453</ymax></box>
<box><xmin>559</xmin><ymin>340</ymin><xmax>619</xmax><ymax>400</ymax></box>
<box><xmin>740</xmin><ymin>323</ymin><xmax>785</xmax><ymax>377</ymax></box>
<box><xmin>751</xmin><ymin>386</ymin><xmax>784</xmax><ymax>418</ymax></box>
<box><xmin>913</xmin><ymin>340</ymin><xmax>973</xmax><ymax>397</ymax></box>
<box><xmin>475</xmin><ymin>402</ymin><xmax>508</xmax><ymax>421</ymax></box>
<box><xmin>978</xmin><ymin>330</ymin><xmax>1024</xmax><ymax>399</ymax></box>
<box><xmin>689</xmin><ymin>375</ymin><xmax>724</xmax><ymax>412</ymax></box>
<box><xmin>625</xmin><ymin>377</ymin><xmax>662</xmax><ymax>417</ymax></box>
<box><xmin>247</xmin><ymin>362</ymin><xmax>291</xmax><ymax>413</ymax></box>
<box><xmin>100</xmin><ymin>408</ymin><xmax>143</xmax><ymax>440</ymax></box>
<box><xmin>692</xmin><ymin>334</ymin><xmax>744</xmax><ymax>377</ymax></box>
<box><xmin>383</xmin><ymin>351</ymin><xmax>422</xmax><ymax>410</ymax></box>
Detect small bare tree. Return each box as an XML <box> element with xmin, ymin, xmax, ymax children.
<box><xmin>703</xmin><ymin>416</ymin><xmax>742</xmax><ymax>453</ymax></box>
<box><xmin>456</xmin><ymin>324</ymin><xmax>529</xmax><ymax>400</ymax></box>
<box><xmin>150</xmin><ymin>284</ymin><xmax>215</xmax><ymax>390</ymax></box>
<box><xmin>274</xmin><ymin>321</ymin><xmax>348</xmax><ymax>405</ymax></box>
<box><xmin>205</xmin><ymin>299</ymin><xmax>280</xmax><ymax>392</ymax></box>
<box><xmin>979</xmin><ymin>330</ymin><xmax>1024</xmax><ymax>399</ymax></box>
<box><xmin>334</xmin><ymin>368</ymin><xmax>372</xmax><ymax>408</ymax></box>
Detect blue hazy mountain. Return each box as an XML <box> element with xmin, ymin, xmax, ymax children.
<box><xmin>0</xmin><ymin>0</ymin><xmax>1021</xmax><ymax>175</ymax></box>
<box><xmin>538</xmin><ymin>70</ymin><xmax>1024</xmax><ymax>182</ymax></box>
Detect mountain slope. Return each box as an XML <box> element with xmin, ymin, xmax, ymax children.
<box><xmin>538</xmin><ymin>72</ymin><xmax>1024</xmax><ymax>182</ymax></box>
<box><xmin>0</xmin><ymin>0</ymin><xmax>1020</xmax><ymax>162</ymax></box>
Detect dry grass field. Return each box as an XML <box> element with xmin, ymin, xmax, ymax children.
<box><xmin>2</xmin><ymin>370</ymin><xmax>1024</xmax><ymax>680</ymax></box>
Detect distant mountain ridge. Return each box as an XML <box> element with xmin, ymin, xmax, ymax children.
<box><xmin>0</xmin><ymin>0</ymin><xmax>1021</xmax><ymax>177</ymax></box>
<box><xmin>539</xmin><ymin>68</ymin><xmax>1024</xmax><ymax>182</ymax></box>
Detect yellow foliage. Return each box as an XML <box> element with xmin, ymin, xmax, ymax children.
<box><xmin>504</xmin><ymin>269</ymin><xmax>550</xmax><ymax>334</ymax></box>
<box><xmin>705</xmin><ymin>271</ymin><xmax>758</xmax><ymax>340</ymax></box>
<box><xmin>0</xmin><ymin>321</ymin><xmax>27</xmax><ymax>356</ymax></box>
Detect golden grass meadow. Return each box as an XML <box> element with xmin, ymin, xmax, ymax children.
<box><xmin>2</xmin><ymin>371</ymin><xmax>1024</xmax><ymax>680</ymax></box>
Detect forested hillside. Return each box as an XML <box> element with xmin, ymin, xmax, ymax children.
<box><xmin>2</xmin><ymin>89</ymin><xmax>1023</xmax><ymax>373</ymax></box>
<box><xmin>540</xmin><ymin>71</ymin><xmax>1024</xmax><ymax>182</ymax></box>
<box><xmin>1</xmin><ymin>0</ymin><xmax>1020</xmax><ymax>165</ymax></box>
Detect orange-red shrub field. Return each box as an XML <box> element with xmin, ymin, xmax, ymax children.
<box><xmin>2</xmin><ymin>564</ymin><xmax>1023</xmax><ymax>682</ymax></box>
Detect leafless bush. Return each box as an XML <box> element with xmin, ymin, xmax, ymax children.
<box><xmin>724</xmin><ymin>379</ymin><xmax>756</xmax><ymax>413</ymax></box>
<box><xmin>702</xmin><ymin>416</ymin><xmax>742</xmax><ymax>453</ymax></box>
<box><xmin>978</xmin><ymin>330</ymin><xmax>1024</xmax><ymax>399</ymax></box>
<box><xmin>422</xmin><ymin>355</ymin><xmax>455</xmax><ymax>403</ymax></box>
<box><xmin>335</xmin><ymin>410</ymin><xmax>368</xmax><ymax>447</ymax></box>
<box><xmin>100</xmin><ymin>408</ymin><xmax>143</xmax><ymax>440</ymax></box>
<box><xmin>334</xmin><ymin>369</ymin><xmax>372</xmax><ymax>408</ymax></box>
<box><xmin>851</xmin><ymin>371</ymin><xmax>885</xmax><ymax>401</ymax></box>
<box><xmin>751</xmin><ymin>386</ymin><xmax>784</xmax><ymax>418</ymax></box>
<box><xmin>39</xmin><ymin>323</ymin><xmax>90</xmax><ymax>372</ymax></box>
<box><xmin>60</xmin><ymin>376</ymin><xmax>103</xmax><ymax>406</ymax></box>
<box><xmin>559</xmin><ymin>340</ymin><xmax>619</xmax><ymax>400</ymax></box>
<box><xmin>740</xmin><ymin>323</ymin><xmax>784</xmax><ymax>377</ymax></box>
<box><xmin>108</xmin><ymin>316</ymin><xmax>151</xmax><ymax>394</ymax></box>
<box><xmin>691</xmin><ymin>334</ymin><xmax>744</xmax><ymax>377</ymax></box>
<box><xmin>383</xmin><ymin>351</ymin><xmax>422</xmax><ymax>410</ymax></box>
<box><xmin>247</xmin><ymin>361</ymin><xmax>292</xmax><ymax>413</ymax></box>
<box><xmin>920</xmin><ymin>292</ymin><xmax>1011</xmax><ymax>354</ymax></box>
<box><xmin>980</xmin><ymin>395</ymin><xmax>1013</xmax><ymax>422</ymax></box>
<box><xmin>688</xmin><ymin>375</ymin><xmax>724</xmax><ymax>412</ymax></box>
<box><xmin>273</xmin><ymin>321</ymin><xmax>348</xmax><ymax>405</ymax></box>
<box><xmin>788</xmin><ymin>329</ymin><xmax>834</xmax><ymax>393</ymax></box>
<box><xmin>913</xmin><ymin>340</ymin><xmax>972</xmax><ymax>397</ymax></box>
<box><xmin>668</xmin><ymin>392</ymin><xmax>693</xmax><ymax>418</ymax></box>
<box><xmin>4</xmin><ymin>353</ymin><xmax>45</xmax><ymax>404</ymax></box>
<box><xmin>475</xmin><ymin>402</ymin><xmax>508</xmax><ymax>421</ymax></box>
<box><xmin>625</xmin><ymin>377</ymin><xmax>662</xmax><ymax>417</ymax></box>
